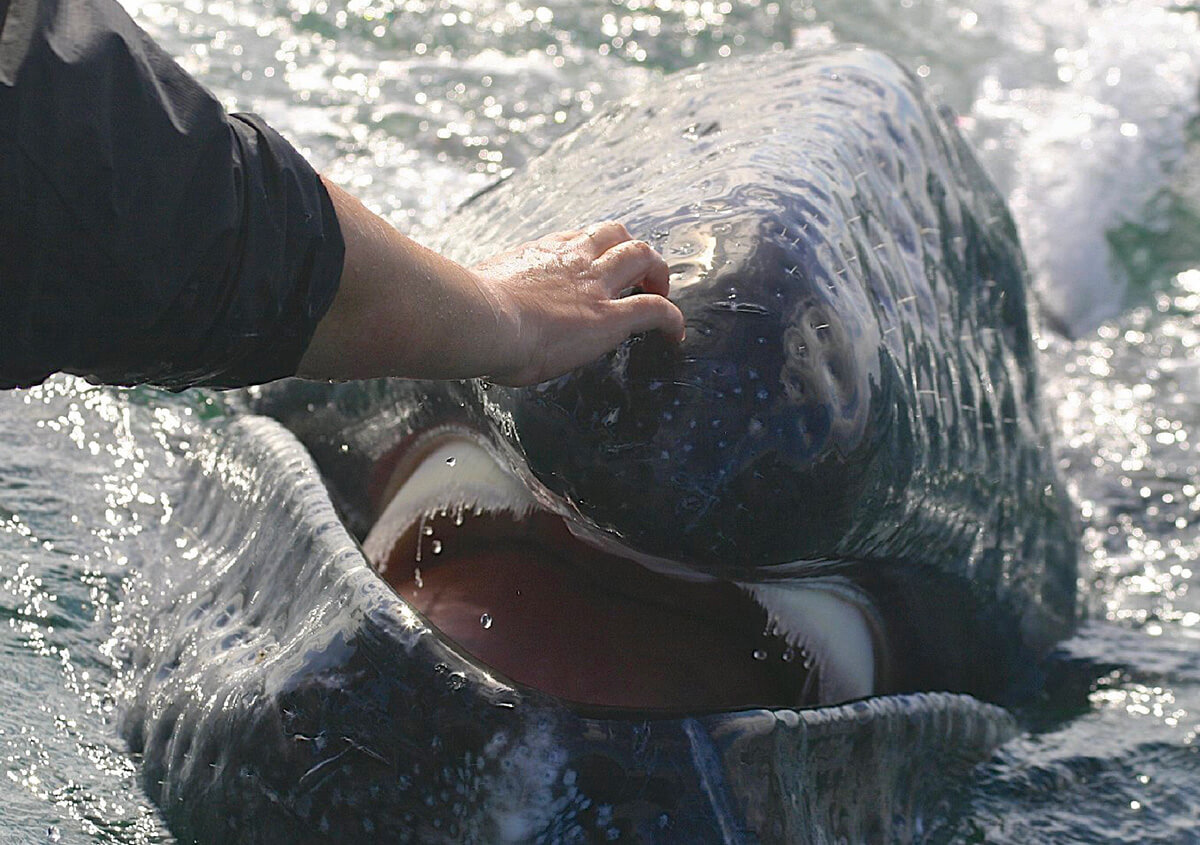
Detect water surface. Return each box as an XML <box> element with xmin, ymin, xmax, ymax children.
<box><xmin>2</xmin><ymin>0</ymin><xmax>1200</xmax><ymax>840</ymax></box>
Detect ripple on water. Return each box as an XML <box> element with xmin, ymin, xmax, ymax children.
<box><xmin>3</xmin><ymin>0</ymin><xmax>1200</xmax><ymax>840</ymax></box>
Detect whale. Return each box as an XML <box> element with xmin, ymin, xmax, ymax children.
<box><xmin>119</xmin><ymin>46</ymin><xmax>1078</xmax><ymax>842</ymax></box>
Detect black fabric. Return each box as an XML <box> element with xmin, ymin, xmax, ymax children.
<box><xmin>0</xmin><ymin>0</ymin><xmax>344</xmax><ymax>389</ymax></box>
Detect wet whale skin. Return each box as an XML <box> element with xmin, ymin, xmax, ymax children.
<box><xmin>121</xmin><ymin>47</ymin><xmax>1077</xmax><ymax>843</ymax></box>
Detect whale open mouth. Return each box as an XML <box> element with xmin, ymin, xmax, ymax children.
<box><xmin>363</xmin><ymin>427</ymin><xmax>884</xmax><ymax>712</ymax></box>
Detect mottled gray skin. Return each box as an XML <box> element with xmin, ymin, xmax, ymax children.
<box><xmin>121</xmin><ymin>48</ymin><xmax>1076</xmax><ymax>842</ymax></box>
<box><xmin>442</xmin><ymin>49</ymin><xmax>1077</xmax><ymax>654</ymax></box>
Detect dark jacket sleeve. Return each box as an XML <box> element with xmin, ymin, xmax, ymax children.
<box><xmin>0</xmin><ymin>0</ymin><xmax>345</xmax><ymax>390</ymax></box>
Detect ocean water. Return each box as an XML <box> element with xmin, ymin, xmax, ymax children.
<box><xmin>1</xmin><ymin>0</ymin><xmax>1199</xmax><ymax>841</ymax></box>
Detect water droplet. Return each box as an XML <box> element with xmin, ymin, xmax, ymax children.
<box><xmin>416</xmin><ymin>514</ymin><xmax>430</xmax><ymax>562</ymax></box>
<box><xmin>752</xmin><ymin>648</ymin><xmax>768</xmax><ymax>661</ymax></box>
<box><xmin>480</xmin><ymin>613</ymin><xmax>493</xmax><ymax>629</ymax></box>
<box><xmin>423</xmin><ymin>525</ymin><xmax>434</xmax><ymax>536</ymax></box>
<box><xmin>445</xmin><ymin>456</ymin><xmax>456</xmax><ymax>466</ymax></box>
<box><xmin>414</xmin><ymin>567</ymin><xmax>424</xmax><ymax>589</ymax></box>
<box><xmin>431</xmin><ymin>539</ymin><xmax>443</xmax><ymax>555</ymax></box>
<box><xmin>781</xmin><ymin>647</ymin><xmax>795</xmax><ymax>663</ymax></box>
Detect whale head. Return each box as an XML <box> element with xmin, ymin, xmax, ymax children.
<box><xmin>124</xmin><ymin>46</ymin><xmax>1077</xmax><ymax>843</ymax></box>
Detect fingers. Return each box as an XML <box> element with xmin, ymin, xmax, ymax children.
<box><xmin>580</xmin><ymin>220</ymin><xmax>632</xmax><ymax>255</ymax></box>
<box><xmin>609</xmin><ymin>293</ymin><xmax>687</xmax><ymax>343</ymax></box>
<box><xmin>593</xmin><ymin>238</ymin><xmax>671</xmax><ymax>297</ymax></box>
<box><xmin>536</xmin><ymin>221</ymin><xmax>685</xmax><ymax>347</ymax></box>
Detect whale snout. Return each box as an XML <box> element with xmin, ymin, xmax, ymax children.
<box><xmin>500</xmin><ymin>216</ymin><xmax>893</xmax><ymax>573</ymax></box>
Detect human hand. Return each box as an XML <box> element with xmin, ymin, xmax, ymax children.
<box><xmin>299</xmin><ymin>181</ymin><xmax>684</xmax><ymax>386</ymax></box>
<box><xmin>472</xmin><ymin>222</ymin><xmax>686</xmax><ymax>387</ymax></box>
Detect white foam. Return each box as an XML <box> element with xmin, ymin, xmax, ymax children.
<box><xmin>970</xmin><ymin>2</ymin><xmax>1200</xmax><ymax>334</ymax></box>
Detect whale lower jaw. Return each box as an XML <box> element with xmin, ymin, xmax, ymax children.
<box><xmin>363</xmin><ymin>427</ymin><xmax>880</xmax><ymax>711</ymax></box>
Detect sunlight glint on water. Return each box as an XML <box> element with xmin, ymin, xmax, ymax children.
<box><xmin>0</xmin><ymin>0</ymin><xmax>1197</xmax><ymax>840</ymax></box>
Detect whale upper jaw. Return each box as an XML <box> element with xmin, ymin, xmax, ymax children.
<box><xmin>364</xmin><ymin>425</ymin><xmax>884</xmax><ymax>713</ymax></box>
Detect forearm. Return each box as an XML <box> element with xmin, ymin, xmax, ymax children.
<box><xmin>297</xmin><ymin>179</ymin><xmax>510</xmax><ymax>382</ymax></box>
<box><xmin>298</xmin><ymin>179</ymin><xmax>686</xmax><ymax>387</ymax></box>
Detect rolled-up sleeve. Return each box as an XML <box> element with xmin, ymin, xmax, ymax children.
<box><xmin>0</xmin><ymin>0</ymin><xmax>344</xmax><ymax>389</ymax></box>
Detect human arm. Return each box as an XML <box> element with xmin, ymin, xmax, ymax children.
<box><xmin>0</xmin><ymin>0</ymin><xmax>681</xmax><ymax>391</ymax></box>
<box><xmin>297</xmin><ymin>180</ymin><xmax>685</xmax><ymax>387</ymax></box>
<box><xmin>0</xmin><ymin>0</ymin><xmax>343</xmax><ymax>390</ymax></box>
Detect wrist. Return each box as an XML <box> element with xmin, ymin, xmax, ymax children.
<box><xmin>466</xmin><ymin>267</ymin><xmax>538</xmax><ymax>386</ymax></box>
